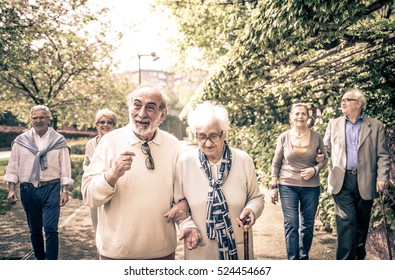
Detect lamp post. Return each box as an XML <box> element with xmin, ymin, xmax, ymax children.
<box><xmin>137</xmin><ymin>52</ymin><xmax>160</xmax><ymax>84</ymax></box>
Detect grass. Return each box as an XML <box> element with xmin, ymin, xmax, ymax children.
<box><xmin>0</xmin><ymin>158</ymin><xmax>8</xmax><ymax>177</ymax></box>
<box><xmin>0</xmin><ymin>188</ymin><xmax>12</xmax><ymax>215</ymax></box>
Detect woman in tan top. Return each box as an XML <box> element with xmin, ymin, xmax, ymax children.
<box><xmin>83</xmin><ymin>108</ymin><xmax>117</xmax><ymax>233</ymax></box>
<box><xmin>271</xmin><ymin>103</ymin><xmax>328</xmax><ymax>260</ymax></box>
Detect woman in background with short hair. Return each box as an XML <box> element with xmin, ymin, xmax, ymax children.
<box><xmin>83</xmin><ymin>108</ymin><xmax>117</xmax><ymax>232</ymax></box>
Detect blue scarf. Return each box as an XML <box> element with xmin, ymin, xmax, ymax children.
<box><xmin>13</xmin><ymin>128</ymin><xmax>69</xmax><ymax>186</ymax></box>
<box><xmin>199</xmin><ymin>143</ymin><xmax>238</xmax><ymax>260</ymax></box>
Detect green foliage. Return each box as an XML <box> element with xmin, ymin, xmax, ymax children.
<box><xmin>160</xmin><ymin>114</ymin><xmax>187</xmax><ymax>140</ymax></box>
<box><xmin>0</xmin><ymin>111</ymin><xmax>25</xmax><ymax>126</ymax></box>
<box><xmin>155</xmin><ymin>0</ymin><xmax>259</xmax><ymax>64</ymax></box>
<box><xmin>0</xmin><ymin>0</ymin><xmax>134</xmax><ymax>130</ymax></box>
<box><xmin>0</xmin><ymin>158</ymin><xmax>8</xmax><ymax>177</ymax></box>
<box><xmin>0</xmin><ymin>130</ymin><xmax>21</xmax><ymax>149</ymax></box>
<box><xmin>70</xmin><ymin>154</ymin><xmax>84</xmax><ymax>199</ymax></box>
<box><xmin>0</xmin><ymin>189</ymin><xmax>13</xmax><ymax>215</ymax></box>
<box><xmin>173</xmin><ymin>0</ymin><xmax>395</xmax><ymax>235</ymax></box>
<box><xmin>68</xmin><ymin>138</ymin><xmax>90</xmax><ymax>155</ymax></box>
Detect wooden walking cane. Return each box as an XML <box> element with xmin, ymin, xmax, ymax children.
<box><xmin>242</xmin><ymin>217</ymin><xmax>251</xmax><ymax>260</ymax></box>
<box><xmin>379</xmin><ymin>192</ymin><xmax>393</xmax><ymax>260</ymax></box>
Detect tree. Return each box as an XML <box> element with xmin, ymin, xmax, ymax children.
<box><xmin>0</xmin><ymin>0</ymin><xmax>115</xmax><ymax>129</ymax></box>
<box><xmin>155</xmin><ymin>0</ymin><xmax>259</xmax><ymax>66</ymax></box>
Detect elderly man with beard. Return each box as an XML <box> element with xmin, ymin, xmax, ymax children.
<box><xmin>82</xmin><ymin>84</ymin><xmax>198</xmax><ymax>260</ymax></box>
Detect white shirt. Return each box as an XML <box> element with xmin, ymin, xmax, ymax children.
<box><xmin>4</xmin><ymin>127</ymin><xmax>74</xmax><ymax>187</ymax></box>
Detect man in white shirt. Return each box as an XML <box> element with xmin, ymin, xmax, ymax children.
<box><xmin>4</xmin><ymin>105</ymin><xmax>73</xmax><ymax>260</ymax></box>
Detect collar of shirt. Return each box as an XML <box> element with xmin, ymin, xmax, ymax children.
<box><xmin>125</xmin><ymin>124</ymin><xmax>162</xmax><ymax>146</ymax></box>
<box><xmin>33</xmin><ymin>127</ymin><xmax>52</xmax><ymax>150</ymax></box>
<box><xmin>209</xmin><ymin>159</ymin><xmax>226</xmax><ymax>180</ymax></box>
<box><xmin>345</xmin><ymin>115</ymin><xmax>363</xmax><ymax>124</ymax></box>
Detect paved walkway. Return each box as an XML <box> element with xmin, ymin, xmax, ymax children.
<box><xmin>1</xmin><ymin>183</ymin><xmax>355</xmax><ymax>260</ymax></box>
<box><xmin>0</xmin><ymin>151</ymin><xmax>10</xmax><ymax>160</ymax></box>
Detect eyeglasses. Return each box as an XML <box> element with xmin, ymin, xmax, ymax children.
<box><xmin>342</xmin><ymin>98</ymin><xmax>359</xmax><ymax>103</ymax></box>
<box><xmin>141</xmin><ymin>142</ymin><xmax>155</xmax><ymax>170</ymax></box>
<box><xmin>31</xmin><ymin>116</ymin><xmax>49</xmax><ymax>121</ymax></box>
<box><xmin>97</xmin><ymin>120</ymin><xmax>114</xmax><ymax>125</ymax></box>
<box><xmin>196</xmin><ymin>131</ymin><xmax>223</xmax><ymax>143</ymax></box>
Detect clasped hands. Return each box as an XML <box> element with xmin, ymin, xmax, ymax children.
<box><xmin>164</xmin><ymin>200</ymin><xmax>201</xmax><ymax>250</ymax></box>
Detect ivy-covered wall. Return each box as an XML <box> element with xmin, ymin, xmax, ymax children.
<box><xmin>182</xmin><ymin>1</ymin><xmax>395</xmax><ymax>257</ymax></box>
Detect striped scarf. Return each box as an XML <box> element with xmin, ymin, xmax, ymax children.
<box><xmin>199</xmin><ymin>143</ymin><xmax>238</xmax><ymax>260</ymax></box>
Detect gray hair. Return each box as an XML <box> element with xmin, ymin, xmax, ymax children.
<box><xmin>127</xmin><ymin>84</ymin><xmax>167</xmax><ymax>111</ymax></box>
<box><xmin>187</xmin><ymin>101</ymin><xmax>230</xmax><ymax>133</ymax></box>
<box><xmin>346</xmin><ymin>88</ymin><xmax>367</xmax><ymax>110</ymax></box>
<box><xmin>95</xmin><ymin>108</ymin><xmax>117</xmax><ymax>126</ymax></box>
<box><xmin>290</xmin><ymin>103</ymin><xmax>310</xmax><ymax>117</ymax></box>
<box><xmin>30</xmin><ymin>105</ymin><xmax>52</xmax><ymax>119</ymax></box>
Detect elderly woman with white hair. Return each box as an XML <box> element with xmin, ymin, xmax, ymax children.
<box><xmin>83</xmin><ymin>108</ymin><xmax>117</xmax><ymax>233</ymax></box>
<box><xmin>176</xmin><ymin>101</ymin><xmax>265</xmax><ymax>260</ymax></box>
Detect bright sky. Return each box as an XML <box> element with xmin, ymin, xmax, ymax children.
<box><xmin>90</xmin><ymin>0</ymin><xmax>179</xmax><ymax>72</ymax></box>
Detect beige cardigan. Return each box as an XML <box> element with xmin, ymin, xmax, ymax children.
<box><xmin>176</xmin><ymin>147</ymin><xmax>265</xmax><ymax>260</ymax></box>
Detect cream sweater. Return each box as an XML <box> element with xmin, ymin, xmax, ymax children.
<box><xmin>82</xmin><ymin>125</ymin><xmax>181</xmax><ymax>259</ymax></box>
<box><xmin>83</xmin><ymin>136</ymin><xmax>99</xmax><ymax>171</ymax></box>
<box><xmin>175</xmin><ymin>147</ymin><xmax>265</xmax><ymax>260</ymax></box>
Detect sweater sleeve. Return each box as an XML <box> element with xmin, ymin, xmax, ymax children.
<box><xmin>314</xmin><ymin>132</ymin><xmax>329</xmax><ymax>173</ymax></box>
<box><xmin>271</xmin><ymin>133</ymin><xmax>285</xmax><ymax>179</ymax></box>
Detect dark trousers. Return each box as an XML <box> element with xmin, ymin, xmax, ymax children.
<box><xmin>20</xmin><ymin>182</ymin><xmax>61</xmax><ymax>260</ymax></box>
<box><xmin>333</xmin><ymin>173</ymin><xmax>373</xmax><ymax>260</ymax></box>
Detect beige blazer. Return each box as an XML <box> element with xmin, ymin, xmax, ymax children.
<box><xmin>324</xmin><ymin>116</ymin><xmax>390</xmax><ymax>200</ymax></box>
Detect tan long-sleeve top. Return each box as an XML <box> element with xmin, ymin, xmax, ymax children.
<box><xmin>271</xmin><ymin>129</ymin><xmax>328</xmax><ymax>187</ymax></box>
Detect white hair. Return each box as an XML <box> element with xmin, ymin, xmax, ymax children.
<box><xmin>127</xmin><ymin>84</ymin><xmax>167</xmax><ymax>110</ymax></box>
<box><xmin>187</xmin><ymin>101</ymin><xmax>230</xmax><ymax>133</ymax></box>
<box><xmin>30</xmin><ymin>105</ymin><xmax>52</xmax><ymax>119</ymax></box>
<box><xmin>346</xmin><ymin>88</ymin><xmax>367</xmax><ymax>110</ymax></box>
<box><xmin>95</xmin><ymin>108</ymin><xmax>117</xmax><ymax>126</ymax></box>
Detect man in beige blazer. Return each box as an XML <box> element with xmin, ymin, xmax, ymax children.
<box><xmin>324</xmin><ymin>88</ymin><xmax>390</xmax><ymax>260</ymax></box>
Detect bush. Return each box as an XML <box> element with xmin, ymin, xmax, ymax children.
<box><xmin>59</xmin><ymin>130</ymin><xmax>96</xmax><ymax>140</ymax></box>
<box><xmin>68</xmin><ymin>138</ymin><xmax>90</xmax><ymax>155</ymax></box>
<box><xmin>70</xmin><ymin>154</ymin><xmax>84</xmax><ymax>199</ymax></box>
<box><xmin>0</xmin><ymin>189</ymin><xmax>13</xmax><ymax>215</ymax></box>
<box><xmin>0</xmin><ymin>126</ymin><xmax>24</xmax><ymax>149</ymax></box>
<box><xmin>0</xmin><ymin>159</ymin><xmax>8</xmax><ymax>176</ymax></box>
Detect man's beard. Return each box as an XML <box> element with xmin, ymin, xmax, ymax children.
<box><xmin>130</xmin><ymin>117</ymin><xmax>160</xmax><ymax>138</ymax></box>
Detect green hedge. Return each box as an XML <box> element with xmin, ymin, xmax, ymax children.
<box><xmin>70</xmin><ymin>154</ymin><xmax>84</xmax><ymax>199</ymax></box>
<box><xmin>0</xmin><ymin>131</ymin><xmax>21</xmax><ymax>149</ymax></box>
<box><xmin>0</xmin><ymin>128</ymin><xmax>95</xmax><ymax>149</ymax></box>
